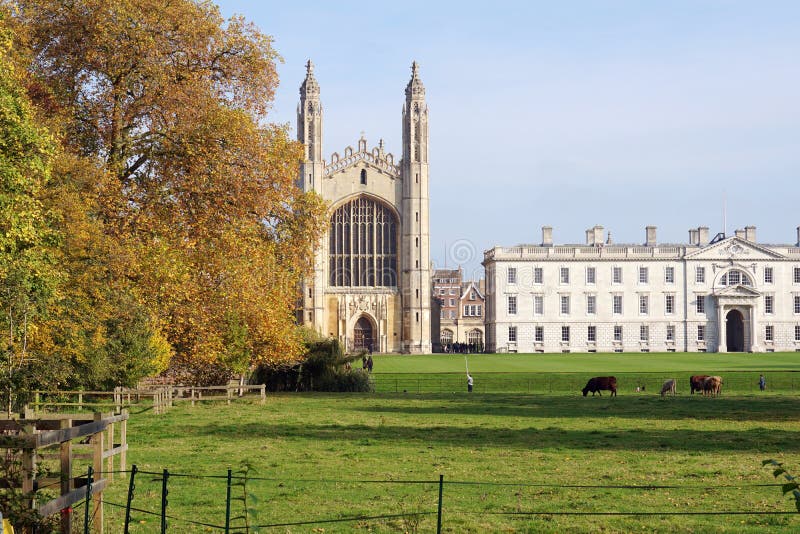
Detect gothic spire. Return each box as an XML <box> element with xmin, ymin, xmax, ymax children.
<box><xmin>300</xmin><ymin>59</ymin><xmax>320</xmax><ymax>98</ymax></box>
<box><xmin>405</xmin><ymin>60</ymin><xmax>425</xmax><ymax>100</ymax></box>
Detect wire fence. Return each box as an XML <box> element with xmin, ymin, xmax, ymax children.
<box><xmin>371</xmin><ymin>370</ymin><xmax>800</xmax><ymax>394</ymax></box>
<box><xmin>56</xmin><ymin>465</ymin><xmax>800</xmax><ymax>533</ymax></box>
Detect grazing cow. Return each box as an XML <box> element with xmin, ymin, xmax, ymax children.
<box><xmin>660</xmin><ymin>379</ymin><xmax>676</xmax><ymax>396</ymax></box>
<box><xmin>582</xmin><ymin>376</ymin><xmax>617</xmax><ymax>397</ymax></box>
<box><xmin>703</xmin><ymin>376</ymin><xmax>723</xmax><ymax>396</ymax></box>
<box><xmin>690</xmin><ymin>375</ymin><xmax>710</xmax><ymax>395</ymax></box>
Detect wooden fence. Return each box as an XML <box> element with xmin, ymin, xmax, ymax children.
<box><xmin>0</xmin><ymin>411</ymin><xmax>128</xmax><ymax>534</ymax></box>
<box><xmin>28</xmin><ymin>383</ymin><xmax>267</xmax><ymax>415</ymax></box>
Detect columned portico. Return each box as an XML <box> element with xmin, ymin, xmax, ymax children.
<box><xmin>713</xmin><ymin>286</ymin><xmax>761</xmax><ymax>352</ymax></box>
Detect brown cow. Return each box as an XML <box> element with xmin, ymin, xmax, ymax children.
<box><xmin>660</xmin><ymin>379</ymin><xmax>676</xmax><ymax>396</ymax></box>
<box><xmin>690</xmin><ymin>375</ymin><xmax>710</xmax><ymax>395</ymax></box>
<box><xmin>582</xmin><ymin>376</ymin><xmax>617</xmax><ymax>397</ymax></box>
<box><xmin>703</xmin><ymin>376</ymin><xmax>723</xmax><ymax>396</ymax></box>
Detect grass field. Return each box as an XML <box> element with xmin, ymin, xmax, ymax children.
<box><xmin>370</xmin><ymin>352</ymin><xmax>800</xmax><ymax>373</ymax></box>
<box><xmin>96</xmin><ymin>390</ymin><xmax>800</xmax><ymax>533</ymax></box>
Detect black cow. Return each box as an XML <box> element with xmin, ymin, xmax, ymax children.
<box><xmin>582</xmin><ymin>376</ymin><xmax>617</xmax><ymax>397</ymax></box>
<box><xmin>690</xmin><ymin>375</ymin><xmax>710</xmax><ymax>395</ymax></box>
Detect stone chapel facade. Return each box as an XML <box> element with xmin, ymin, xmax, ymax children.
<box><xmin>296</xmin><ymin>61</ymin><xmax>432</xmax><ymax>353</ymax></box>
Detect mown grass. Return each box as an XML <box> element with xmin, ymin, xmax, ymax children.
<box><xmin>99</xmin><ymin>392</ymin><xmax>800</xmax><ymax>533</ymax></box>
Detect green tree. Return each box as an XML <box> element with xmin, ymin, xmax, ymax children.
<box><xmin>0</xmin><ymin>17</ymin><xmax>61</xmax><ymax>413</ymax></box>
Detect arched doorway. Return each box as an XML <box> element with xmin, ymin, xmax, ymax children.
<box><xmin>467</xmin><ymin>329</ymin><xmax>483</xmax><ymax>349</ymax></box>
<box><xmin>726</xmin><ymin>310</ymin><xmax>745</xmax><ymax>352</ymax></box>
<box><xmin>353</xmin><ymin>316</ymin><xmax>374</xmax><ymax>351</ymax></box>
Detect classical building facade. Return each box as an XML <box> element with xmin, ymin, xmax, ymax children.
<box><xmin>484</xmin><ymin>225</ymin><xmax>800</xmax><ymax>353</ymax></box>
<box><xmin>432</xmin><ymin>268</ymin><xmax>485</xmax><ymax>350</ymax></box>
<box><xmin>297</xmin><ymin>61</ymin><xmax>432</xmax><ymax>353</ymax></box>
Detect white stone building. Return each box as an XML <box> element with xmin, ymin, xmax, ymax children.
<box><xmin>484</xmin><ymin>225</ymin><xmax>800</xmax><ymax>353</ymax></box>
<box><xmin>296</xmin><ymin>61</ymin><xmax>432</xmax><ymax>353</ymax></box>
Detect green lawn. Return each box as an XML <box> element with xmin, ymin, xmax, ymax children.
<box><xmin>96</xmin><ymin>392</ymin><xmax>800</xmax><ymax>533</ymax></box>
<box><xmin>371</xmin><ymin>352</ymin><xmax>800</xmax><ymax>373</ymax></box>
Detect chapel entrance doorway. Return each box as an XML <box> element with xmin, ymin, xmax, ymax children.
<box><xmin>353</xmin><ymin>316</ymin><xmax>374</xmax><ymax>352</ymax></box>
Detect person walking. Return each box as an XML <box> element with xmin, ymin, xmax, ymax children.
<box><xmin>759</xmin><ymin>374</ymin><xmax>766</xmax><ymax>391</ymax></box>
<box><xmin>467</xmin><ymin>373</ymin><xmax>473</xmax><ymax>393</ymax></box>
<box><xmin>367</xmin><ymin>355</ymin><xmax>373</xmax><ymax>373</ymax></box>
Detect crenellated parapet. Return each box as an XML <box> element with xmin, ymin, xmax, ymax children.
<box><xmin>324</xmin><ymin>137</ymin><xmax>400</xmax><ymax>177</ymax></box>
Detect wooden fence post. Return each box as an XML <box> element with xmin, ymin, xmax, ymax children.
<box><xmin>120</xmin><ymin>412</ymin><xmax>127</xmax><ymax>473</ymax></box>
<box><xmin>60</xmin><ymin>418</ymin><xmax>74</xmax><ymax>534</ymax></box>
<box><xmin>260</xmin><ymin>384</ymin><xmax>266</xmax><ymax>405</ymax></box>
<box><xmin>92</xmin><ymin>413</ymin><xmax>103</xmax><ymax>534</ymax></box>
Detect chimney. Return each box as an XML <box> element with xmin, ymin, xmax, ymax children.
<box><xmin>735</xmin><ymin>228</ymin><xmax>746</xmax><ymax>239</ymax></box>
<box><xmin>585</xmin><ymin>228</ymin><xmax>594</xmax><ymax>246</ymax></box>
<box><xmin>689</xmin><ymin>229</ymin><xmax>699</xmax><ymax>245</ymax></box>
<box><xmin>606</xmin><ymin>231</ymin><xmax>613</xmax><ymax>245</ymax></box>
<box><xmin>744</xmin><ymin>226</ymin><xmax>756</xmax><ymax>243</ymax></box>
<box><xmin>542</xmin><ymin>226</ymin><xmax>553</xmax><ymax>247</ymax></box>
<box><xmin>698</xmin><ymin>227</ymin><xmax>709</xmax><ymax>246</ymax></box>
<box><xmin>594</xmin><ymin>225</ymin><xmax>604</xmax><ymax>246</ymax></box>
<box><xmin>645</xmin><ymin>226</ymin><xmax>657</xmax><ymax>247</ymax></box>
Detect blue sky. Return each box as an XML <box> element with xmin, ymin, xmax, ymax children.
<box><xmin>217</xmin><ymin>1</ymin><xmax>800</xmax><ymax>279</ymax></box>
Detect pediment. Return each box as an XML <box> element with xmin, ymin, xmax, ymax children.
<box><xmin>686</xmin><ymin>237</ymin><xmax>786</xmax><ymax>261</ymax></box>
<box><xmin>713</xmin><ymin>285</ymin><xmax>762</xmax><ymax>298</ymax></box>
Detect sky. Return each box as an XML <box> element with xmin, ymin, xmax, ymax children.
<box><xmin>216</xmin><ymin>0</ymin><xmax>800</xmax><ymax>280</ymax></box>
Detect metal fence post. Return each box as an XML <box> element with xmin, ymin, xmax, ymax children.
<box><xmin>161</xmin><ymin>468</ymin><xmax>169</xmax><ymax>534</ymax></box>
<box><xmin>124</xmin><ymin>464</ymin><xmax>137</xmax><ymax>534</ymax></box>
<box><xmin>225</xmin><ymin>468</ymin><xmax>232</xmax><ymax>534</ymax></box>
<box><xmin>437</xmin><ymin>474</ymin><xmax>444</xmax><ymax>534</ymax></box>
<box><xmin>84</xmin><ymin>466</ymin><xmax>93</xmax><ymax>534</ymax></box>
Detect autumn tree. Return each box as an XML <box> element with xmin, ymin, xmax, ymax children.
<box><xmin>12</xmin><ymin>0</ymin><xmax>326</xmax><ymax>381</ymax></box>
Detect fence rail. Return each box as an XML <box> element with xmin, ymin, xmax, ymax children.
<box><xmin>372</xmin><ymin>370</ymin><xmax>800</xmax><ymax>394</ymax></box>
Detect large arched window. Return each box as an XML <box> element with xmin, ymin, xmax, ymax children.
<box><xmin>719</xmin><ymin>269</ymin><xmax>753</xmax><ymax>287</ymax></box>
<box><xmin>440</xmin><ymin>329</ymin><xmax>454</xmax><ymax>344</ymax></box>
<box><xmin>329</xmin><ymin>196</ymin><xmax>398</xmax><ymax>287</ymax></box>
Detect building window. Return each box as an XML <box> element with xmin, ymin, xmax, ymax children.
<box><xmin>360</xmin><ymin>169</ymin><xmax>367</xmax><ymax>184</ymax></box>
<box><xmin>535</xmin><ymin>326</ymin><xmax>544</xmax><ymax>342</ymax></box>
<box><xmin>795</xmin><ymin>325</ymin><xmax>800</xmax><ymax>341</ymax></box>
<box><xmin>795</xmin><ymin>296</ymin><xmax>800</xmax><ymax>314</ymax></box>
<box><xmin>696</xmin><ymin>266</ymin><xmax>706</xmax><ymax>283</ymax></box>
<box><xmin>586</xmin><ymin>267</ymin><xmax>596</xmax><ymax>285</ymax></box>
<box><xmin>665</xmin><ymin>266</ymin><xmax>675</xmax><ymax>284</ymax></box>
<box><xmin>720</xmin><ymin>269</ymin><xmax>752</xmax><ymax>286</ymax></box>
<box><xmin>449</xmin><ymin>310</ymin><xmax>455</xmax><ymax>319</ymax></box>
<box><xmin>439</xmin><ymin>288</ymin><xmax>445</xmax><ymax>295</ymax></box>
<box><xmin>508</xmin><ymin>326</ymin><xmax>517</xmax><ymax>342</ymax></box>
<box><xmin>766</xmin><ymin>325</ymin><xmax>774</xmax><ymax>342</ymax></box>
<box><xmin>476</xmin><ymin>305</ymin><xmax>482</xmax><ymax>316</ymax></box>
<box><xmin>508</xmin><ymin>267</ymin><xmax>517</xmax><ymax>284</ymax></box>
<box><xmin>561</xmin><ymin>326</ymin><xmax>570</xmax><ymax>342</ymax></box>
<box><xmin>560</xmin><ymin>295</ymin><xmax>570</xmax><ymax>315</ymax></box>
<box><xmin>463</xmin><ymin>305</ymin><xmax>469</xmax><ymax>317</ymax></box>
<box><xmin>639</xmin><ymin>267</ymin><xmax>649</xmax><ymax>284</ymax></box>
<box><xmin>507</xmin><ymin>295</ymin><xmax>517</xmax><ymax>315</ymax></box>
<box><xmin>588</xmin><ymin>325</ymin><xmax>597</xmax><ymax>342</ymax></box>
<box><xmin>765</xmin><ymin>295</ymin><xmax>774</xmax><ymax>314</ymax></box>
<box><xmin>639</xmin><ymin>295</ymin><xmax>649</xmax><ymax>315</ymax></box>
<box><xmin>614</xmin><ymin>325</ymin><xmax>623</xmax><ymax>342</ymax></box>
<box><xmin>613</xmin><ymin>295</ymin><xmax>623</xmax><ymax>315</ymax></box>
<box><xmin>587</xmin><ymin>295</ymin><xmax>596</xmax><ymax>315</ymax></box>
<box><xmin>449</xmin><ymin>298</ymin><xmax>455</xmax><ymax>306</ymax></box>
<box><xmin>795</xmin><ymin>267</ymin><xmax>800</xmax><ymax>284</ymax></box>
<box><xmin>640</xmin><ymin>325</ymin><xmax>649</xmax><ymax>342</ymax></box>
<box><xmin>612</xmin><ymin>266</ymin><xmax>622</xmax><ymax>284</ymax></box>
<box><xmin>534</xmin><ymin>295</ymin><xmax>544</xmax><ymax>315</ymax></box>
<box><xmin>329</xmin><ymin>196</ymin><xmax>397</xmax><ymax>287</ymax></box>
<box><xmin>449</xmin><ymin>288</ymin><xmax>456</xmax><ymax>295</ymax></box>
<box><xmin>665</xmin><ymin>294</ymin><xmax>675</xmax><ymax>315</ymax></box>
<box><xmin>698</xmin><ymin>325</ymin><xmax>705</xmax><ymax>341</ymax></box>
<box><xmin>765</xmin><ymin>267</ymin><xmax>774</xmax><ymax>284</ymax></box>
<box><xmin>534</xmin><ymin>267</ymin><xmax>543</xmax><ymax>284</ymax></box>
<box><xmin>696</xmin><ymin>295</ymin><xmax>705</xmax><ymax>314</ymax></box>
<box><xmin>666</xmin><ymin>325</ymin><xmax>675</xmax><ymax>341</ymax></box>
<box><xmin>470</xmin><ymin>290</ymin><xmax>476</xmax><ymax>300</ymax></box>
<box><xmin>440</xmin><ymin>329</ymin><xmax>453</xmax><ymax>344</ymax></box>
<box><xmin>560</xmin><ymin>267</ymin><xmax>570</xmax><ymax>284</ymax></box>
